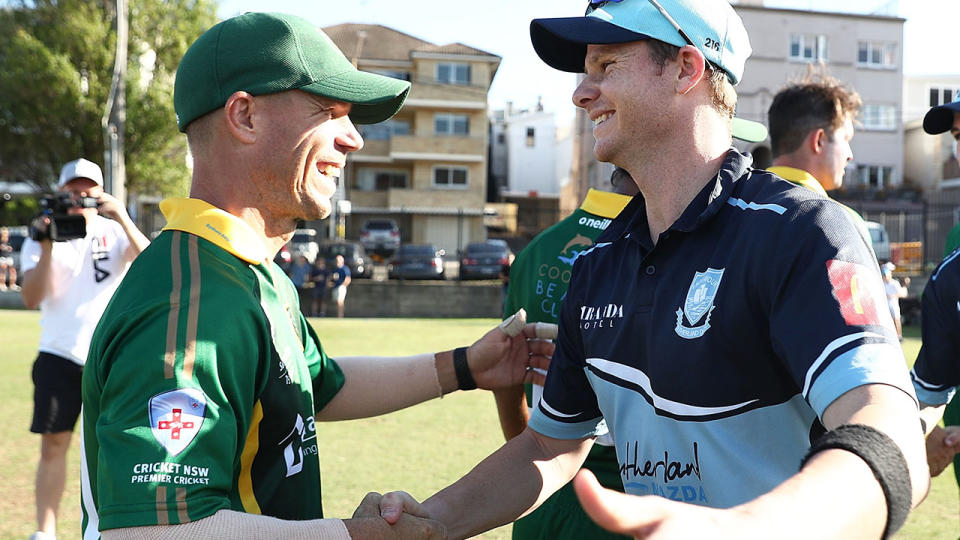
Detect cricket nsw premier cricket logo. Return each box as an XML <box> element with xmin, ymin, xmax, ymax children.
<box><xmin>675</xmin><ymin>268</ymin><xmax>725</xmax><ymax>339</ymax></box>
<box><xmin>149</xmin><ymin>388</ymin><xmax>207</xmax><ymax>456</ymax></box>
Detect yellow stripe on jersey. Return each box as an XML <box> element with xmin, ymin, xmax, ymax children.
<box><xmin>176</xmin><ymin>487</ymin><xmax>189</xmax><ymax>523</ymax></box>
<box><xmin>183</xmin><ymin>236</ymin><xmax>201</xmax><ymax>379</ymax></box>
<box><xmin>164</xmin><ymin>232</ymin><xmax>182</xmax><ymax>379</ymax></box>
<box><xmin>156</xmin><ymin>485</ymin><xmax>169</xmax><ymax>525</ymax></box>
<box><xmin>239</xmin><ymin>400</ymin><xmax>264</xmax><ymax>514</ymax></box>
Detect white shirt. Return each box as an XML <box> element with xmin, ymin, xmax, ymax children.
<box><xmin>21</xmin><ymin>215</ymin><xmax>131</xmax><ymax>365</ymax></box>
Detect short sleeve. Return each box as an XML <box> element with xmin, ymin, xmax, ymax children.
<box><xmin>19</xmin><ymin>237</ymin><xmax>40</xmax><ymax>273</ymax></box>
<box><xmin>911</xmin><ymin>254</ymin><xmax>960</xmax><ymax>405</ymax></box>
<box><xmin>768</xmin><ymin>201</ymin><xmax>915</xmax><ymax>417</ymax></box>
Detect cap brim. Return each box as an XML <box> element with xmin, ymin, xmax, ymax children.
<box><xmin>530</xmin><ymin>17</ymin><xmax>650</xmax><ymax>73</ymax></box>
<box><xmin>923</xmin><ymin>101</ymin><xmax>960</xmax><ymax>135</ymax></box>
<box><xmin>303</xmin><ymin>69</ymin><xmax>411</xmax><ymax>125</ymax></box>
<box><xmin>732</xmin><ymin>118</ymin><xmax>767</xmax><ymax>143</ymax></box>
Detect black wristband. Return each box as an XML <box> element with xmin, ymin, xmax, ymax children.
<box><xmin>453</xmin><ymin>347</ymin><xmax>476</xmax><ymax>391</ymax></box>
<box><xmin>801</xmin><ymin>424</ymin><xmax>911</xmax><ymax>539</ymax></box>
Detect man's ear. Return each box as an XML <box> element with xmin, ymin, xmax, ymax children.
<box><xmin>675</xmin><ymin>45</ymin><xmax>707</xmax><ymax>96</ymax></box>
<box><xmin>804</xmin><ymin>127</ymin><xmax>827</xmax><ymax>156</ymax></box>
<box><xmin>223</xmin><ymin>91</ymin><xmax>258</xmax><ymax>144</ymax></box>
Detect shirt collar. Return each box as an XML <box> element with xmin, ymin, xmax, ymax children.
<box><xmin>767</xmin><ymin>166</ymin><xmax>828</xmax><ymax>197</ymax></box>
<box><xmin>599</xmin><ymin>148</ymin><xmax>753</xmax><ymax>247</ymax></box>
<box><xmin>580</xmin><ymin>188</ymin><xmax>633</xmax><ymax>219</ymax></box>
<box><xmin>159</xmin><ymin>197</ymin><xmax>268</xmax><ymax>264</ymax></box>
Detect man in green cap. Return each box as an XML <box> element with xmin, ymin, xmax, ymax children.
<box><xmin>80</xmin><ymin>12</ymin><xmax>552</xmax><ymax>539</ymax></box>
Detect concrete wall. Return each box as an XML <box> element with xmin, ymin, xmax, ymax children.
<box><xmin>0</xmin><ymin>283</ymin><xmax>503</xmax><ymax>319</ymax></box>
<box><xmin>327</xmin><ymin>280</ymin><xmax>502</xmax><ymax>318</ymax></box>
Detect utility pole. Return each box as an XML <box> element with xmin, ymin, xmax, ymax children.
<box><xmin>102</xmin><ymin>0</ymin><xmax>128</xmax><ymax>207</ymax></box>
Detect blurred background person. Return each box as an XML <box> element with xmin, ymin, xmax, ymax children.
<box><xmin>20</xmin><ymin>158</ymin><xmax>148</xmax><ymax>540</ymax></box>
<box><xmin>310</xmin><ymin>256</ymin><xmax>330</xmax><ymax>317</ymax></box>
<box><xmin>881</xmin><ymin>261</ymin><xmax>909</xmax><ymax>341</ymax></box>
<box><xmin>330</xmin><ymin>254</ymin><xmax>351</xmax><ymax>318</ymax></box>
<box><xmin>0</xmin><ymin>226</ymin><xmax>17</xmax><ymax>291</ymax></box>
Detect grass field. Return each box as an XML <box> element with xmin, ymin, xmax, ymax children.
<box><xmin>1</xmin><ymin>310</ymin><xmax>957</xmax><ymax>539</ymax></box>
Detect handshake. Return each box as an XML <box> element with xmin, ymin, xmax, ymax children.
<box><xmin>350</xmin><ymin>491</ymin><xmax>446</xmax><ymax>539</ymax></box>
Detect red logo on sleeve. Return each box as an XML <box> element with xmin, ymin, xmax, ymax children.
<box><xmin>826</xmin><ymin>259</ymin><xmax>882</xmax><ymax>326</ymax></box>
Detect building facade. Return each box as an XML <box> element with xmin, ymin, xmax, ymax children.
<box><xmin>323</xmin><ymin>24</ymin><xmax>501</xmax><ymax>256</ymax></box>
<box><xmin>734</xmin><ymin>4</ymin><xmax>905</xmax><ymax>193</ymax></box>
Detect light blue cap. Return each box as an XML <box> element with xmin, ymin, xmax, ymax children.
<box><xmin>531</xmin><ymin>0</ymin><xmax>752</xmax><ymax>85</ymax></box>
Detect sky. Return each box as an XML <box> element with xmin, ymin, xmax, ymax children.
<box><xmin>217</xmin><ymin>0</ymin><xmax>960</xmax><ymax>123</ymax></box>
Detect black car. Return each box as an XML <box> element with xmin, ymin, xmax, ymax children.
<box><xmin>316</xmin><ymin>241</ymin><xmax>371</xmax><ymax>279</ymax></box>
<box><xmin>459</xmin><ymin>240</ymin><xmax>511</xmax><ymax>280</ymax></box>
<box><xmin>388</xmin><ymin>244</ymin><xmax>445</xmax><ymax>280</ymax></box>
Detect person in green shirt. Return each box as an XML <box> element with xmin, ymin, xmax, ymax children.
<box><xmin>766</xmin><ymin>77</ymin><xmax>865</xmax><ymax>228</ymax></box>
<box><xmin>81</xmin><ymin>12</ymin><xmax>552</xmax><ymax>540</ymax></box>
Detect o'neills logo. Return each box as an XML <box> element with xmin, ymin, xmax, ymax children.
<box><xmin>580</xmin><ymin>303</ymin><xmax>624</xmax><ymax>329</ymax></box>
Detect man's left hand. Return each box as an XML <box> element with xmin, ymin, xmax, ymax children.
<box><xmin>926</xmin><ymin>425</ymin><xmax>960</xmax><ymax>476</ymax></box>
<box><xmin>96</xmin><ymin>191</ymin><xmax>128</xmax><ymax>221</ymax></box>
<box><xmin>466</xmin><ymin>320</ymin><xmax>554</xmax><ymax>390</ymax></box>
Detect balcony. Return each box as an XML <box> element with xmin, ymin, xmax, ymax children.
<box><xmin>390</xmin><ymin>135</ymin><xmax>485</xmax><ymax>159</ymax></box>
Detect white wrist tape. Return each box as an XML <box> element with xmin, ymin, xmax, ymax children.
<box><xmin>499</xmin><ymin>308</ymin><xmax>527</xmax><ymax>336</ymax></box>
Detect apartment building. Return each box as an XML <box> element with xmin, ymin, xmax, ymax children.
<box><xmin>734</xmin><ymin>3</ymin><xmax>905</xmax><ymax>192</ymax></box>
<box><xmin>903</xmin><ymin>75</ymin><xmax>960</xmax><ymax>192</ymax></box>
<box><xmin>324</xmin><ymin>24</ymin><xmax>501</xmax><ymax>255</ymax></box>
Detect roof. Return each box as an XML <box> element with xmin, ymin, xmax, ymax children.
<box><xmin>323</xmin><ymin>23</ymin><xmax>500</xmax><ymax>62</ymax></box>
<box><xmin>734</xmin><ymin>5</ymin><xmax>905</xmax><ymax>23</ymax></box>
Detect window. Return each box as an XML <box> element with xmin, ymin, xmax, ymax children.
<box><xmin>929</xmin><ymin>86</ymin><xmax>960</xmax><ymax>107</ymax></box>
<box><xmin>433</xmin><ymin>166</ymin><xmax>468</xmax><ymax>187</ymax></box>
<box><xmin>789</xmin><ymin>34</ymin><xmax>828</xmax><ymax>62</ymax></box>
<box><xmin>434</xmin><ymin>113</ymin><xmax>469</xmax><ymax>135</ymax></box>
<box><xmin>855</xmin><ymin>165</ymin><xmax>895</xmax><ymax>189</ymax></box>
<box><xmin>369</xmin><ymin>69</ymin><xmax>410</xmax><ymax>81</ymax></box>
<box><xmin>355</xmin><ymin>168</ymin><xmax>409</xmax><ymax>191</ymax></box>
<box><xmin>359</xmin><ymin>120</ymin><xmax>410</xmax><ymax>141</ymax></box>
<box><xmin>436</xmin><ymin>63</ymin><xmax>471</xmax><ymax>85</ymax></box>
<box><xmin>525</xmin><ymin>127</ymin><xmax>535</xmax><ymax>147</ymax></box>
<box><xmin>496</xmin><ymin>133</ymin><xmax>506</xmax><ymax>144</ymax></box>
<box><xmin>859</xmin><ymin>104</ymin><xmax>897</xmax><ymax>131</ymax></box>
<box><xmin>857</xmin><ymin>41</ymin><xmax>896</xmax><ymax>68</ymax></box>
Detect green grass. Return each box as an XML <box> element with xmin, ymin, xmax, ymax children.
<box><xmin>0</xmin><ymin>311</ymin><xmax>957</xmax><ymax>538</ymax></box>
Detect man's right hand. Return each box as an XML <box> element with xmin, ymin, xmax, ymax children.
<box><xmin>346</xmin><ymin>491</ymin><xmax>447</xmax><ymax>539</ymax></box>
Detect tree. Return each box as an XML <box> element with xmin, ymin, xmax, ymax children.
<box><xmin>0</xmin><ymin>0</ymin><xmax>217</xmax><ymax>196</ymax></box>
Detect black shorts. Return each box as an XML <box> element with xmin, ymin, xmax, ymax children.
<box><xmin>30</xmin><ymin>352</ymin><xmax>83</xmax><ymax>434</ymax></box>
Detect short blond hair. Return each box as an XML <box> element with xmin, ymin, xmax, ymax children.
<box><xmin>645</xmin><ymin>40</ymin><xmax>737</xmax><ymax>119</ymax></box>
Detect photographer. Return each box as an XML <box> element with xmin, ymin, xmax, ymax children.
<box><xmin>20</xmin><ymin>158</ymin><xmax>148</xmax><ymax>540</ymax></box>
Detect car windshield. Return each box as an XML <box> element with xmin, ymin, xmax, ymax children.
<box><xmin>292</xmin><ymin>233</ymin><xmax>315</xmax><ymax>243</ymax></box>
<box><xmin>364</xmin><ymin>221</ymin><xmax>396</xmax><ymax>231</ymax></box>
<box><xmin>467</xmin><ymin>244</ymin><xmax>506</xmax><ymax>255</ymax></box>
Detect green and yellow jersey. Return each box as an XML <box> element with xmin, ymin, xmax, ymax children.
<box><xmin>81</xmin><ymin>198</ymin><xmax>344</xmax><ymax>535</ymax></box>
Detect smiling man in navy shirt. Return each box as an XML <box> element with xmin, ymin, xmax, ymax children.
<box><xmin>377</xmin><ymin>0</ymin><xmax>929</xmax><ymax>538</ymax></box>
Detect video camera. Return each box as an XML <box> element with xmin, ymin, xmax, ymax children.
<box><xmin>30</xmin><ymin>193</ymin><xmax>99</xmax><ymax>242</ymax></box>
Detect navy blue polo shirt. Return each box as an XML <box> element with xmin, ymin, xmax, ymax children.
<box><xmin>528</xmin><ymin>149</ymin><xmax>915</xmax><ymax>509</ymax></box>
<box><xmin>911</xmin><ymin>249</ymin><xmax>960</xmax><ymax>405</ymax></box>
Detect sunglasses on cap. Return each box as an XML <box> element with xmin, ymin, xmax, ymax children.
<box><xmin>586</xmin><ymin>0</ymin><xmax>722</xmax><ymax>73</ymax></box>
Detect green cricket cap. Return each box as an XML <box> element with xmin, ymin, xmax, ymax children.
<box><xmin>174</xmin><ymin>12</ymin><xmax>411</xmax><ymax>132</ymax></box>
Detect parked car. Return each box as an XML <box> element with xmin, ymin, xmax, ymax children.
<box><xmin>316</xmin><ymin>241</ymin><xmax>372</xmax><ymax>279</ymax></box>
<box><xmin>359</xmin><ymin>219</ymin><xmax>400</xmax><ymax>254</ymax></box>
<box><xmin>865</xmin><ymin>221</ymin><xmax>890</xmax><ymax>262</ymax></box>
<box><xmin>459</xmin><ymin>240</ymin><xmax>511</xmax><ymax>280</ymax></box>
<box><xmin>289</xmin><ymin>228</ymin><xmax>319</xmax><ymax>263</ymax></box>
<box><xmin>388</xmin><ymin>244</ymin><xmax>445</xmax><ymax>280</ymax></box>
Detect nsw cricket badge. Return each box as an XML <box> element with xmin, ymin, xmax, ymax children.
<box><xmin>675</xmin><ymin>268</ymin><xmax>724</xmax><ymax>339</ymax></box>
<box><xmin>149</xmin><ymin>388</ymin><xmax>207</xmax><ymax>456</ymax></box>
